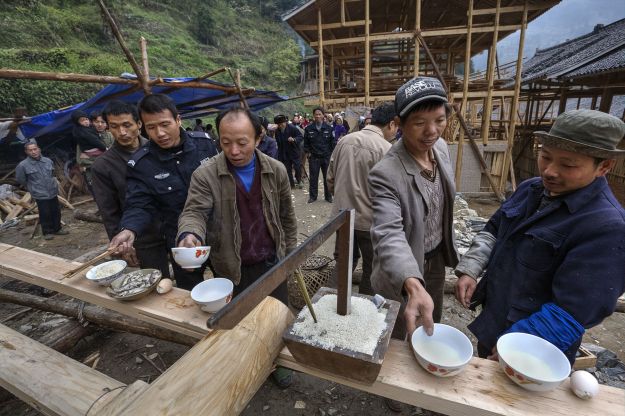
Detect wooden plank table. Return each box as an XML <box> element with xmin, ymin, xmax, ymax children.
<box><xmin>278</xmin><ymin>340</ymin><xmax>625</xmax><ymax>416</ymax></box>
<box><xmin>0</xmin><ymin>243</ymin><xmax>208</xmax><ymax>339</ymax></box>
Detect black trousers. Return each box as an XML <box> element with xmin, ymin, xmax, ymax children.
<box><xmin>233</xmin><ymin>256</ymin><xmax>288</xmax><ymax>305</ymax></box>
<box><xmin>135</xmin><ymin>239</ymin><xmax>171</xmax><ymax>279</ymax></box>
<box><xmin>330</xmin><ymin>229</ymin><xmax>375</xmax><ymax>296</ymax></box>
<box><xmin>283</xmin><ymin>156</ymin><xmax>302</xmax><ymax>187</ymax></box>
<box><xmin>308</xmin><ymin>155</ymin><xmax>330</xmax><ymax>200</ymax></box>
<box><xmin>35</xmin><ymin>197</ymin><xmax>61</xmax><ymax>235</ymax></box>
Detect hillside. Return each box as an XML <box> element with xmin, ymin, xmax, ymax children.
<box><xmin>0</xmin><ymin>0</ymin><xmax>304</xmax><ymax>117</ymax></box>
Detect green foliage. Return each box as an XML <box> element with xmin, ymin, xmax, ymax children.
<box><xmin>0</xmin><ymin>0</ymin><xmax>305</xmax><ymax>117</ymax></box>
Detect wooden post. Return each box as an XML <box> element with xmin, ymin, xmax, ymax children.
<box><xmin>335</xmin><ymin>209</ymin><xmax>354</xmax><ymax>316</ymax></box>
<box><xmin>318</xmin><ymin>7</ymin><xmax>325</xmax><ymax>107</ymax></box>
<box><xmin>330</xmin><ymin>46</ymin><xmax>335</xmax><ymax>91</ymax></box>
<box><xmin>97</xmin><ymin>0</ymin><xmax>149</xmax><ymax>95</ymax></box>
<box><xmin>558</xmin><ymin>87</ymin><xmax>568</xmax><ymax>115</ymax></box>
<box><xmin>364</xmin><ymin>0</ymin><xmax>370</xmax><ymax>107</ymax></box>
<box><xmin>455</xmin><ymin>0</ymin><xmax>474</xmax><ymax>190</ymax></box>
<box><xmin>498</xmin><ymin>1</ymin><xmax>527</xmax><ymax>193</ymax></box>
<box><xmin>139</xmin><ymin>36</ymin><xmax>151</xmax><ymax>95</ymax></box>
<box><xmin>598</xmin><ymin>84</ymin><xmax>613</xmax><ymax>113</ymax></box>
<box><xmin>480</xmin><ymin>0</ymin><xmax>501</xmax><ymax>145</ymax></box>
<box><xmin>413</xmin><ymin>0</ymin><xmax>422</xmax><ymax>76</ymax></box>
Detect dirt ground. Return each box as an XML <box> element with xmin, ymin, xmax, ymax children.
<box><xmin>0</xmin><ymin>179</ymin><xmax>624</xmax><ymax>416</ymax></box>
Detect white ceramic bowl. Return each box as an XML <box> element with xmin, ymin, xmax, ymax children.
<box><xmin>191</xmin><ymin>278</ymin><xmax>234</xmax><ymax>313</ymax></box>
<box><xmin>497</xmin><ymin>332</ymin><xmax>571</xmax><ymax>392</ymax></box>
<box><xmin>411</xmin><ymin>323</ymin><xmax>473</xmax><ymax>377</ymax></box>
<box><xmin>85</xmin><ymin>260</ymin><xmax>127</xmax><ymax>286</ymax></box>
<box><xmin>171</xmin><ymin>246</ymin><xmax>210</xmax><ymax>268</ymax></box>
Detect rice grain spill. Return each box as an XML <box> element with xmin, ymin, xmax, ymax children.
<box><xmin>291</xmin><ymin>294</ymin><xmax>387</xmax><ymax>355</ymax></box>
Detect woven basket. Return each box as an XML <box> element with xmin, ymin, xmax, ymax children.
<box><xmin>287</xmin><ymin>254</ymin><xmax>335</xmax><ymax>310</ymax></box>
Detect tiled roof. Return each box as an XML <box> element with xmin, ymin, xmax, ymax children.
<box><xmin>521</xmin><ymin>18</ymin><xmax>625</xmax><ymax>83</ymax></box>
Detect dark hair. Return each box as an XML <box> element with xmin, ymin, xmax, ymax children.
<box><xmin>593</xmin><ymin>157</ymin><xmax>606</xmax><ymax>166</ymax></box>
<box><xmin>102</xmin><ymin>100</ymin><xmax>140</xmax><ymax>123</ymax></box>
<box><xmin>312</xmin><ymin>106</ymin><xmax>325</xmax><ymax>115</ymax></box>
<box><xmin>195</xmin><ymin>118</ymin><xmax>203</xmax><ymax>125</ymax></box>
<box><xmin>215</xmin><ymin>107</ymin><xmax>262</xmax><ymax>138</ymax></box>
<box><xmin>399</xmin><ymin>100</ymin><xmax>451</xmax><ymax>125</ymax></box>
<box><xmin>137</xmin><ymin>94</ymin><xmax>178</xmax><ymax>119</ymax></box>
<box><xmin>371</xmin><ymin>102</ymin><xmax>396</xmax><ymax>127</ymax></box>
<box><xmin>206</xmin><ymin>124</ymin><xmax>213</xmax><ymax>130</ymax></box>
<box><xmin>89</xmin><ymin>110</ymin><xmax>104</xmax><ymax>121</ymax></box>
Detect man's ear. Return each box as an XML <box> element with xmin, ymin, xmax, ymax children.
<box><xmin>598</xmin><ymin>159</ymin><xmax>616</xmax><ymax>176</ymax></box>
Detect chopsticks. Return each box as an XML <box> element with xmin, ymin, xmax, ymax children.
<box><xmin>294</xmin><ymin>268</ymin><xmax>318</xmax><ymax>323</ymax></box>
<box><xmin>62</xmin><ymin>248</ymin><xmax>114</xmax><ymax>279</ymax></box>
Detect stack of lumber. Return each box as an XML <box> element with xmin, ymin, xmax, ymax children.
<box><xmin>0</xmin><ymin>192</ymin><xmax>36</xmax><ymax>225</ymax></box>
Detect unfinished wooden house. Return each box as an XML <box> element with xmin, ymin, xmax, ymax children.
<box><xmin>283</xmin><ymin>0</ymin><xmax>562</xmax><ymax>196</ymax></box>
<box><xmin>512</xmin><ymin>17</ymin><xmax>625</xmax><ymax>202</ymax></box>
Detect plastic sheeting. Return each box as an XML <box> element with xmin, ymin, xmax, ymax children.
<box><xmin>16</xmin><ymin>73</ymin><xmax>287</xmax><ymax>140</ymax></box>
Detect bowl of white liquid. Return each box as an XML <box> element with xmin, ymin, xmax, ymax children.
<box><xmin>497</xmin><ymin>332</ymin><xmax>571</xmax><ymax>392</ymax></box>
<box><xmin>411</xmin><ymin>323</ymin><xmax>473</xmax><ymax>377</ymax></box>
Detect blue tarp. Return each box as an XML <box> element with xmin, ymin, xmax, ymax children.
<box><xmin>18</xmin><ymin>74</ymin><xmax>287</xmax><ymax>140</ymax></box>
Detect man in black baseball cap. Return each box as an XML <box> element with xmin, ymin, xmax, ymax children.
<box><xmin>369</xmin><ymin>76</ymin><xmax>458</xmax><ymax>340</ymax></box>
<box><xmin>455</xmin><ymin>109</ymin><xmax>625</xmax><ymax>365</ymax></box>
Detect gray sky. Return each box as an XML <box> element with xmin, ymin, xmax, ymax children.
<box><xmin>472</xmin><ymin>0</ymin><xmax>625</xmax><ymax>70</ymax></box>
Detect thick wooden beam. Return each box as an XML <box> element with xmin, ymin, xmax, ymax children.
<box><xmin>0</xmin><ymin>323</ymin><xmax>125</xmax><ymax>416</ymax></box>
<box><xmin>99</xmin><ymin>297</ymin><xmax>292</xmax><ymax>415</ymax></box>
<box><xmin>277</xmin><ymin>339</ymin><xmax>625</xmax><ymax>416</ymax></box>
<box><xmin>335</xmin><ymin>210</ymin><xmax>354</xmax><ymax>316</ymax></box>
<box><xmin>294</xmin><ymin>20</ymin><xmax>369</xmax><ymax>31</ymax></box>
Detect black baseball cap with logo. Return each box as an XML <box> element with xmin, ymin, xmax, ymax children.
<box><xmin>395</xmin><ymin>76</ymin><xmax>447</xmax><ymax>117</ymax></box>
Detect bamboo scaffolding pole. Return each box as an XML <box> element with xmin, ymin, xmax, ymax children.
<box><xmin>416</xmin><ymin>33</ymin><xmax>505</xmax><ymax>202</ymax></box>
<box><xmin>364</xmin><ymin>0</ymin><xmax>370</xmax><ymax>106</ymax></box>
<box><xmin>318</xmin><ymin>7</ymin><xmax>325</xmax><ymax>107</ymax></box>
<box><xmin>97</xmin><ymin>0</ymin><xmax>148</xmax><ymax>95</ymax></box>
<box><xmin>0</xmin><ymin>69</ymin><xmax>253</xmax><ymax>94</ymax></box>
<box><xmin>480</xmin><ymin>0</ymin><xmax>501</xmax><ymax>145</ymax></box>
<box><xmin>139</xmin><ymin>37</ymin><xmax>151</xmax><ymax>95</ymax></box>
<box><xmin>413</xmin><ymin>0</ymin><xmax>422</xmax><ymax>76</ymax></box>
<box><xmin>455</xmin><ymin>0</ymin><xmax>474</xmax><ymax>190</ymax></box>
<box><xmin>227</xmin><ymin>68</ymin><xmax>250</xmax><ymax>110</ymax></box>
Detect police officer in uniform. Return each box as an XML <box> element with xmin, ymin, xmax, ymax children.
<box><xmin>109</xmin><ymin>94</ymin><xmax>217</xmax><ymax>290</ymax></box>
<box><xmin>304</xmin><ymin>106</ymin><xmax>335</xmax><ymax>203</ymax></box>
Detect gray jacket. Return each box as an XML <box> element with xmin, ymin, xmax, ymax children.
<box><xmin>15</xmin><ymin>156</ymin><xmax>58</xmax><ymax>200</ymax></box>
<box><xmin>369</xmin><ymin>138</ymin><xmax>458</xmax><ymax>301</ymax></box>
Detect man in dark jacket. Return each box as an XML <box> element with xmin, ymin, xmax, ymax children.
<box><xmin>274</xmin><ymin>114</ymin><xmax>303</xmax><ymax>188</ymax></box>
<box><xmin>304</xmin><ymin>107</ymin><xmax>335</xmax><ymax>203</ymax></box>
<box><xmin>91</xmin><ymin>100</ymin><xmax>170</xmax><ymax>277</ymax></box>
<box><xmin>258</xmin><ymin>117</ymin><xmax>278</xmax><ymax>159</ymax></box>
<box><xmin>455</xmin><ymin>109</ymin><xmax>625</xmax><ymax>365</ymax></box>
<box><xmin>109</xmin><ymin>94</ymin><xmax>218</xmax><ymax>290</ymax></box>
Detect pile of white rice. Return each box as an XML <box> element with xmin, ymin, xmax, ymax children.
<box><xmin>291</xmin><ymin>294</ymin><xmax>387</xmax><ymax>355</ymax></box>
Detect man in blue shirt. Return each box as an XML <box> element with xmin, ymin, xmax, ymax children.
<box><xmin>455</xmin><ymin>109</ymin><xmax>625</xmax><ymax>364</ymax></box>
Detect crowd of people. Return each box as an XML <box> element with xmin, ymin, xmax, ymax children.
<box><xmin>14</xmin><ymin>77</ymin><xmax>625</xmax><ymax>404</ymax></box>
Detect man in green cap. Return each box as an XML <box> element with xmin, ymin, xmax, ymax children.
<box><xmin>454</xmin><ymin>109</ymin><xmax>625</xmax><ymax>365</ymax></box>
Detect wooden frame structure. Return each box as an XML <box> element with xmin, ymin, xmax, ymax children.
<box><xmin>284</xmin><ymin>0</ymin><xmax>560</xmax><ymax>195</ymax></box>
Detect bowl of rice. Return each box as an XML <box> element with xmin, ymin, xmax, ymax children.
<box><xmin>85</xmin><ymin>260</ymin><xmax>127</xmax><ymax>286</ymax></box>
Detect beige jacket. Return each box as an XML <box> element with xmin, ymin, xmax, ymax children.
<box><xmin>327</xmin><ymin>125</ymin><xmax>392</xmax><ymax>231</ymax></box>
<box><xmin>369</xmin><ymin>138</ymin><xmax>458</xmax><ymax>301</ymax></box>
<box><xmin>177</xmin><ymin>150</ymin><xmax>297</xmax><ymax>284</ymax></box>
